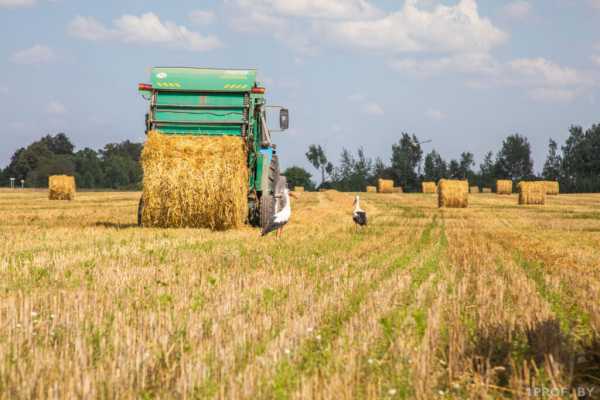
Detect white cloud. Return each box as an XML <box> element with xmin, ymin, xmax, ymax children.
<box><xmin>68</xmin><ymin>16</ymin><xmax>113</xmax><ymax>40</ymax></box>
<box><xmin>46</xmin><ymin>101</ymin><xmax>67</xmax><ymax>115</ymax></box>
<box><xmin>508</xmin><ymin>58</ymin><xmax>584</xmax><ymax>86</ymax></box>
<box><xmin>589</xmin><ymin>0</ymin><xmax>600</xmax><ymax>9</ymax></box>
<box><xmin>426</xmin><ymin>108</ymin><xmax>446</xmax><ymax>120</ymax></box>
<box><xmin>324</xmin><ymin>0</ymin><xmax>507</xmax><ymax>54</ymax></box>
<box><xmin>235</xmin><ymin>0</ymin><xmax>381</xmax><ymax>20</ymax></box>
<box><xmin>0</xmin><ymin>0</ymin><xmax>35</xmax><ymax>7</ymax></box>
<box><xmin>11</xmin><ymin>45</ymin><xmax>54</xmax><ymax>64</ymax></box>
<box><xmin>363</xmin><ymin>102</ymin><xmax>384</xmax><ymax>116</ymax></box>
<box><xmin>528</xmin><ymin>88</ymin><xmax>579</xmax><ymax>103</ymax></box>
<box><xmin>390</xmin><ymin>52</ymin><xmax>499</xmax><ymax>76</ymax></box>
<box><xmin>502</xmin><ymin>1</ymin><xmax>532</xmax><ymax>19</ymax></box>
<box><xmin>189</xmin><ymin>10</ymin><xmax>216</xmax><ymax>25</ymax></box>
<box><xmin>68</xmin><ymin>12</ymin><xmax>221</xmax><ymax>52</ymax></box>
<box><xmin>347</xmin><ymin>93</ymin><xmax>365</xmax><ymax>102</ymax></box>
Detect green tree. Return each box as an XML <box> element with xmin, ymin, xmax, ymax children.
<box><xmin>448</xmin><ymin>159</ymin><xmax>460</xmax><ymax>179</ymax></box>
<box><xmin>391</xmin><ymin>133</ymin><xmax>422</xmax><ymax>191</ymax></box>
<box><xmin>495</xmin><ymin>134</ymin><xmax>534</xmax><ymax>181</ymax></box>
<box><xmin>423</xmin><ymin>150</ymin><xmax>447</xmax><ymax>181</ymax></box>
<box><xmin>332</xmin><ymin>147</ymin><xmax>373</xmax><ymax>191</ymax></box>
<box><xmin>479</xmin><ymin>151</ymin><xmax>495</xmax><ymax>188</ymax></box>
<box><xmin>561</xmin><ymin>124</ymin><xmax>600</xmax><ymax>192</ymax></box>
<box><xmin>305</xmin><ymin>144</ymin><xmax>329</xmax><ymax>184</ymax></box>
<box><xmin>542</xmin><ymin>139</ymin><xmax>562</xmax><ymax>181</ymax></box>
<box><xmin>74</xmin><ymin>148</ymin><xmax>104</xmax><ymax>188</ymax></box>
<box><xmin>458</xmin><ymin>152</ymin><xmax>475</xmax><ymax>180</ymax></box>
<box><xmin>283</xmin><ymin>166</ymin><xmax>315</xmax><ymax>191</ymax></box>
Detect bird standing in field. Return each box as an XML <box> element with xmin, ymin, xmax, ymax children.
<box><xmin>352</xmin><ymin>195</ymin><xmax>367</xmax><ymax>230</ymax></box>
<box><xmin>261</xmin><ymin>187</ymin><xmax>294</xmax><ymax>238</ymax></box>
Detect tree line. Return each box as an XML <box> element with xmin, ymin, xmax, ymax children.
<box><xmin>285</xmin><ymin>123</ymin><xmax>600</xmax><ymax>193</ymax></box>
<box><xmin>2</xmin><ymin>123</ymin><xmax>600</xmax><ymax>193</ymax></box>
<box><xmin>0</xmin><ymin>133</ymin><xmax>142</xmax><ymax>189</ymax></box>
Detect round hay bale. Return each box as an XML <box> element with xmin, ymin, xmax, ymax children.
<box><xmin>544</xmin><ymin>181</ymin><xmax>560</xmax><ymax>195</ymax></box>
<box><xmin>469</xmin><ymin>186</ymin><xmax>480</xmax><ymax>194</ymax></box>
<box><xmin>366</xmin><ymin>186</ymin><xmax>377</xmax><ymax>193</ymax></box>
<box><xmin>496</xmin><ymin>179</ymin><xmax>513</xmax><ymax>194</ymax></box>
<box><xmin>422</xmin><ymin>181</ymin><xmax>437</xmax><ymax>194</ymax></box>
<box><xmin>393</xmin><ymin>186</ymin><xmax>403</xmax><ymax>193</ymax></box>
<box><xmin>377</xmin><ymin>179</ymin><xmax>394</xmax><ymax>194</ymax></box>
<box><xmin>438</xmin><ymin>179</ymin><xmax>468</xmax><ymax>208</ymax></box>
<box><xmin>482</xmin><ymin>187</ymin><xmax>492</xmax><ymax>193</ymax></box>
<box><xmin>518</xmin><ymin>181</ymin><xmax>546</xmax><ymax>205</ymax></box>
<box><xmin>141</xmin><ymin>131</ymin><xmax>248</xmax><ymax>230</ymax></box>
<box><xmin>293</xmin><ymin>186</ymin><xmax>305</xmax><ymax>193</ymax></box>
<box><xmin>48</xmin><ymin>175</ymin><xmax>76</xmax><ymax>200</ymax></box>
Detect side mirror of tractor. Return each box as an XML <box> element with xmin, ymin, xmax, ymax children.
<box><xmin>279</xmin><ymin>108</ymin><xmax>289</xmax><ymax>131</ymax></box>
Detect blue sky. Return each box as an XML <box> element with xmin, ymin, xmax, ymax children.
<box><xmin>1</xmin><ymin>0</ymin><xmax>599</xmax><ymax>177</ymax></box>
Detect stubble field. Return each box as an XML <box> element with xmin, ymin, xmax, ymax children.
<box><xmin>0</xmin><ymin>189</ymin><xmax>599</xmax><ymax>399</ymax></box>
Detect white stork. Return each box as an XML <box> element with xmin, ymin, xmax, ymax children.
<box><xmin>353</xmin><ymin>195</ymin><xmax>367</xmax><ymax>230</ymax></box>
<box><xmin>261</xmin><ymin>188</ymin><xmax>294</xmax><ymax>238</ymax></box>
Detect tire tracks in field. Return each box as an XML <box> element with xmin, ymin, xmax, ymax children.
<box><xmin>249</xmin><ymin>215</ymin><xmax>440</xmax><ymax>400</ymax></box>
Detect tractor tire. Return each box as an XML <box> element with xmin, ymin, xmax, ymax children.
<box><xmin>137</xmin><ymin>196</ymin><xmax>144</xmax><ymax>227</ymax></box>
<box><xmin>259</xmin><ymin>155</ymin><xmax>280</xmax><ymax>229</ymax></box>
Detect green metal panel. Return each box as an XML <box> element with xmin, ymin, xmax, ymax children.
<box><xmin>151</xmin><ymin>67</ymin><xmax>256</xmax><ymax>92</ymax></box>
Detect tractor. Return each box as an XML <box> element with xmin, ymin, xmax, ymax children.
<box><xmin>138</xmin><ymin>67</ymin><xmax>289</xmax><ymax>228</ymax></box>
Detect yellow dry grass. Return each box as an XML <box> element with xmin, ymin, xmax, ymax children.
<box><xmin>544</xmin><ymin>180</ymin><xmax>560</xmax><ymax>195</ymax></box>
<box><xmin>496</xmin><ymin>179</ymin><xmax>513</xmax><ymax>194</ymax></box>
<box><xmin>48</xmin><ymin>175</ymin><xmax>75</xmax><ymax>200</ymax></box>
<box><xmin>470</xmin><ymin>186</ymin><xmax>480</xmax><ymax>194</ymax></box>
<box><xmin>422</xmin><ymin>181</ymin><xmax>437</xmax><ymax>194</ymax></box>
<box><xmin>377</xmin><ymin>179</ymin><xmax>394</xmax><ymax>194</ymax></box>
<box><xmin>1</xmin><ymin>190</ymin><xmax>599</xmax><ymax>399</ymax></box>
<box><xmin>366</xmin><ymin>186</ymin><xmax>377</xmax><ymax>193</ymax></box>
<box><xmin>141</xmin><ymin>131</ymin><xmax>248</xmax><ymax>230</ymax></box>
<box><xmin>519</xmin><ymin>181</ymin><xmax>546</xmax><ymax>205</ymax></box>
<box><xmin>438</xmin><ymin>179</ymin><xmax>469</xmax><ymax>208</ymax></box>
<box><xmin>293</xmin><ymin>186</ymin><xmax>305</xmax><ymax>193</ymax></box>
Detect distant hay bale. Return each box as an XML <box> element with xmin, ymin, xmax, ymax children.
<box><xmin>438</xmin><ymin>179</ymin><xmax>468</xmax><ymax>208</ymax></box>
<box><xmin>377</xmin><ymin>179</ymin><xmax>394</xmax><ymax>194</ymax></box>
<box><xmin>422</xmin><ymin>181</ymin><xmax>437</xmax><ymax>194</ymax></box>
<box><xmin>482</xmin><ymin>187</ymin><xmax>492</xmax><ymax>193</ymax></box>
<box><xmin>544</xmin><ymin>181</ymin><xmax>560</xmax><ymax>195</ymax></box>
<box><xmin>293</xmin><ymin>186</ymin><xmax>305</xmax><ymax>193</ymax></box>
<box><xmin>141</xmin><ymin>131</ymin><xmax>248</xmax><ymax>230</ymax></box>
<box><xmin>470</xmin><ymin>186</ymin><xmax>480</xmax><ymax>194</ymax></box>
<box><xmin>496</xmin><ymin>179</ymin><xmax>513</xmax><ymax>194</ymax></box>
<box><xmin>393</xmin><ymin>186</ymin><xmax>403</xmax><ymax>193</ymax></box>
<box><xmin>366</xmin><ymin>186</ymin><xmax>377</xmax><ymax>193</ymax></box>
<box><xmin>518</xmin><ymin>181</ymin><xmax>546</xmax><ymax>205</ymax></box>
<box><xmin>48</xmin><ymin>175</ymin><xmax>75</xmax><ymax>200</ymax></box>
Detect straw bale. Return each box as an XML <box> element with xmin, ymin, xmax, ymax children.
<box><xmin>422</xmin><ymin>181</ymin><xmax>437</xmax><ymax>194</ymax></box>
<box><xmin>48</xmin><ymin>175</ymin><xmax>75</xmax><ymax>200</ymax></box>
<box><xmin>496</xmin><ymin>180</ymin><xmax>513</xmax><ymax>194</ymax></box>
<box><xmin>469</xmin><ymin>186</ymin><xmax>480</xmax><ymax>194</ymax></box>
<box><xmin>393</xmin><ymin>186</ymin><xmax>403</xmax><ymax>193</ymax></box>
<box><xmin>438</xmin><ymin>179</ymin><xmax>468</xmax><ymax>208</ymax></box>
<box><xmin>293</xmin><ymin>186</ymin><xmax>305</xmax><ymax>193</ymax></box>
<box><xmin>141</xmin><ymin>131</ymin><xmax>248</xmax><ymax>230</ymax></box>
<box><xmin>518</xmin><ymin>181</ymin><xmax>546</xmax><ymax>205</ymax></box>
<box><xmin>378</xmin><ymin>179</ymin><xmax>394</xmax><ymax>194</ymax></box>
<box><xmin>482</xmin><ymin>188</ymin><xmax>492</xmax><ymax>193</ymax></box>
<box><xmin>366</xmin><ymin>186</ymin><xmax>377</xmax><ymax>193</ymax></box>
<box><xmin>544</xmin><ymin>181</ymin><xmax>559</xmax><ymax>195</ymax></box>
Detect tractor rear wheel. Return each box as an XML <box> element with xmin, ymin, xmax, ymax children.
<box><xmin>259</xmin><ymin>155</ymin><xmax>280</xmax><ymax>229</ymax></box>
<box><xmin>137</xmin><ymin>196</ymin><xmax>144</xmax><ymax>227</ymax></box>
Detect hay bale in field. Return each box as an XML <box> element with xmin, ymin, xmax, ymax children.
<box><xmin>393</xmin><ymin>186</ymin><xmax>403</xmax><ymax>193</ymax></box>
<box><xmin>438</xmin><ymin>179</ymin><xmax>468</xmax><ymax>208</ymax></box>
<box><xmin>518</xmin><ymin>181</ymin><xmax>546</xmax><ymax>205</ymax></box>
<box><xmin>422</xmin><ymin>181</ymin><xmax>437</xmax><ymax>194</ymax></box>
<box><xmin>544</xmin><ymin>181</ymin><xmax>560</xmax><ymax>195</ymax></box>
<box><xmin>48</xmin><ymin>175</ymin><xmax>75</xmax><ymax>200</ymax></box>
<box><xmin>377</xmin><ymin>179</ymin><xmax>394</xmax><ymax>193</ymax></box>
<box><xmin>496</xmin><ymin>179</ymin><xmax>513</xmax><ymax>194</ymax></box>
<box><xmin>470</xmin><ymin>186</ymin><xmax>480</xmax><ymax>194</ymax></box>
<box><xmin>293</xmin><ymin>186</ymin><xmax>305</xmax><ymax>193</ymax></box>
<box><xmin>482</xmin><ymin>187</ymin><xmax>492</xmax><ymax>193</ymax></box>
<box><xmin>141</xmin><ymin>131</ymin><xmax>248</xmax><ymax>230</ymax></box>
<box><xmin>366</xmin><ymin>186</ymin><xmax>377</xmax><ymax>193</ymax></box>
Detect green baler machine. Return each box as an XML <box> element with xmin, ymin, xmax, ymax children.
<box><xmin>138</xmin><ymin>67</ymin><xmax>289</xmax><ymax>228</ymax></box>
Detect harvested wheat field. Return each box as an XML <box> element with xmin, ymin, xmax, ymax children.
<box><xmin>1</xmin><ymin>189</ymin><xmax>599</xmax><ymax>399</ymax></box>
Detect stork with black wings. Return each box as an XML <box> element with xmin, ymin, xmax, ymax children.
<box><xmin>261</xmin><ymin>177</ymin><xmax>295</xmax><ymax>238</ymax></box>
<box><xmin>353</xmin><ymin>195</ymin><xmax>367</xmax><ymax>230</ymax></box>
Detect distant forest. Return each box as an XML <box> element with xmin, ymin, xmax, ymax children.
<box><xmin>2</xmin><ymin>123</ymin><xmax>600</xmax><ymax>192</ymax></box>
